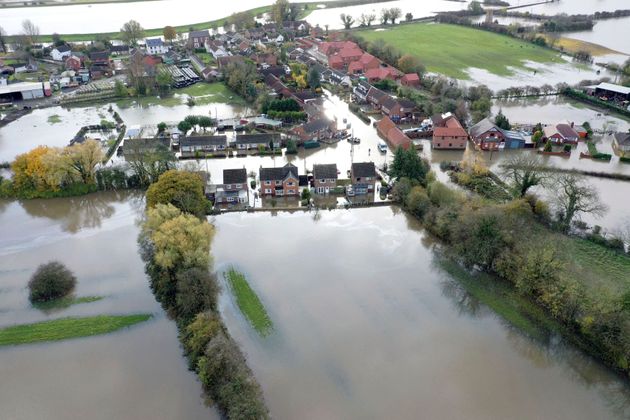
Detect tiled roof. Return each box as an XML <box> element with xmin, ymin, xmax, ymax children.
<box><xmin>352</xmin><ymin>162</ymin><xmax>376</xmax><ymax>178</ymax></box>
<box><xmin>223</xmin><ymin>168</ymin><xmax>247</xmax><ymax>184</ymax></box>
<box><xmin>180</xmin><ymin>135</ymin><xmax>227</xmax><ymax>147</ymax></box>
<box><xmin>313</xmin><ymin>164</ymin><xmax>338</xmax><ymax>180</ymax></box>
<box><xmin>260</xmin><ymin>163</ymin><xmax>298</xmax><ymax>181</ymax></box>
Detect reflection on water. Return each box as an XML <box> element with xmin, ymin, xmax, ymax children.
<box><xmin>213</xmin><ymin>208</ymin><xmax>630</xmax><ymax>419</ymax></box>
<box><xmin>0</xmin><ymin>192</ymin><xmax>218</xmax><ymax>419</ymax></box>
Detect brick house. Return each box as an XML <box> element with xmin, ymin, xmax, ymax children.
<box><xmin>432</xmin><ymin>115</ymin><xmax>468</xmax><ymax>150</ymax></box>
<box><xmin>351</xmin><ymin>162</ymin><xmax>376</xmax><ymax>194</ymax></box>
<box><xmin>381</xmin><ymin>97</ymin><xmax>415</xmax><ymax>121</ymax></box>
<box><xmin>469</xmin><ymin>118</ymin><xmax>504</xmax><ymax>150</ymax></box>
<box><xmin>180</xmin><ymin>135</ymin><xmax>228</xmax><ymax>156</ymax></box>
<box><xmin>365</xmin><ymin>66</ymin><xmax>400</xmax><ymax>83</ymax></box>
<box><xmin>401</xmin><ymin>73</ymin><xmax>420</xmax><ymax>87</ymax></box>
<box><xmin>543</xmin><ymin>123</ymin><xmax>580</xmax><ymax>144</ymax></box>
<box><xmin>260</xmin><ymin>163</ymin><xmax>299</xmax><ymax>197</ymax></box>
<box><xmin>366</xmin><ymin>87</ymin><xmax>388</xmax><ymax>109</ymax></box>
<box><xmin>65</xmin><ymin>55</ymin><xmax>82</xmax><ymax>72</ymax></box>
<box><xmin>313</xmin><ymin>163</ymin><xmax>338</xmax><ymax>194</ymax></box>
<box><xmin>377</xmin><ymin>117</ymin><xmax>412</xmax><ymax>150</ymax></box>
<box><xmin>292</xmin><ymin>118</ymin><xmax>335</xmax><ymax>142</ymax></box>
<box><xmin>188</xmin><ymin>30</ymin><xmax>211</xmax><ymax>49</ymax></box>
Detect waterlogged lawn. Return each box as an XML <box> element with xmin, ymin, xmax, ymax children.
<box><xmin>115</xmin><ymin>83</ymin><xmax>247</xmax><ymax>108</ymax></box>
<box><xmin>32</xmin><ymin>295</ymin><xmax>104</xmax><ymax>311</ymax></box>
<box><xmin>225</xmin><ymin>268</ymin><xmax>273</xmax><ymax>336</ymax></box>
<box><xmin>0</xmin><ymin>314</ymin><xmax>152</xmax><ymax>346</ymax></box>
<box><xmin>357</xmin><ymin>23</ymin><xmax>562</xmax><ymax>79</ymax></box>
<box><xmin>47</xmin><ymin>114</ymin><xmax>62</xmax><ymax>124</ymax></box>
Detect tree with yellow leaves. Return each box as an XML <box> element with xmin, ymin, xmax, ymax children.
<box><xmin>64</xmin><ymin>139</ymin><xmax>104</xmax><ymax>185</ymax></box>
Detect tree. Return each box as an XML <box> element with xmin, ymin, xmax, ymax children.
<box><xmin>178</xmin><ymin>120</ymin><xmax>192</xmax><ymax>134</ymax></box>
<box><xmin>157</xmin><ymin>122</ymin><xmax>167</xmax><ymax>133</ymax></box>
<box><xmin>163</xmin><ymin>26</ymin><xmax>177</xmax><ymax>44</ymax></box>
<box><xmin>21</xmin><ymin>19</ymin><xmax>39</xmax><ymax>46</ymax></box>
<box><xmin>184</xmin><ymin>115</ymin><xmax>200</xmax><ymax>132</ymax></box>
<box><xmin>120</xmin><ymin>20</ymin><xmax>144</xmax><ymax>46</ymax></box>
<box><xmin>156</xmin><ymin>66</ymin><xmax>172</xmax><ymax>95</ymax></box>
<box><xmin>51</xmin><ymin>32</ymin><xmax>65</xmax><ymax>47</ymax></box>
<box><xmin>340</xmin><ymin>13</ymin><xmax>354</xmax><ymax>29</ymax></box>
<box><xmin>468</xmin><ymin>1</ymin><xmax>483</xmax><ymax>14</ymax></box>
<box><xmin>198</xmin><ymin>116</ymin><xmax>214</xmax><ymax>132</ymax></box>
<box><xmin>390</xmin><ymin>147</ymin><xmax>430</xmax><ymax>184</ymax></box>
<box><xmin>500</xmin><ymin>155</ymin><xmax>548</xmax><ymax>198</ymax></box>
<box><xmin>405</xmin><ymin>12</ymin><xmax>413</xmax><ymax>22</ymax></box>
<box><xmin>28</xmin><ymin>261</ymin><xmax>76</xmax><ymax>303</ymax></box>
<box><xmin>405</xmin><ymin>186</ymin><xmax>431</xmax><ymax>218</ymax></box>
<box><xmin>175</xmin><ymin>267</ymin><xmax>219</xmax><ymax>323</ymax></box>
<box><xmin>64</xmin><ymin>140</ymin><xmax>104</xmax><ymax>184</ymax></box>
<box><xmin>495</xmin><ymin>110</ymin><xmax>511</xmax><ymax>130</ymax></box>
<box><xmin>307</xmin><ymin>67</ymin><xmax>321</xmax><ymax>89</ymax></box>
<box><xmin>552</xmin><ymin>174</ymin><xmax>608</xmax><ymax>233</ymax></box>
<box><xmin>380</xmin><ymin>9</ymin><xmax>391</xmax><ymax>25</ymax></box>
<box><xmin>146</xmin><ymin>170</ymin><xmax>207</xmax><ymax>217</ymax></box>
<box><xmin>114</xmin><ymin>79</ymin><xmax>128</xmax><ymax>97</ymax></box>
<box><xmin>271</xmin><ymin>0</ymin><xmax>290</xmax><ymax>24</ymax></box>
<box><xmin>389</xmin><ymin>8</ymin><xmax>402</xmax><ymax>24</ymax></box>
<box><xmin>532</xmin><ymin>130</ymin><xmax>543</xmax><ymax>146</ymax></box>
<box><xmin>0</xmin><ymin>26</ymin><xmax>7</xmax><ymax>53</ymax></box>
<box><xmin>397</xmin><ymin>54</ymin><xmax>425</xmax><ymax>76</ymax></box>
<box><xmin>125</xmin><ymin>143</ymin><xmax>175</xmax><ymax>187</ymax></box>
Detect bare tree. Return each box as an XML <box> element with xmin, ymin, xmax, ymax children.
<box><xmin>500</xmin><ymin>155</ymin><xmax>548</xmax><ymax>198</ymax></box>
<box><xmin>389</xmin><ymin>7</ymin><xmax>402</xmax><ymax>24</ymax></box>
<box><xmin>340</xmin><ymin>13</ymin><xmax>355</xmax><ymax>30</ymax></box>
<box><xmin>380</xmin><ymin>9</ymin><xmax>391</xmax><ymax>25</ymax></box>
<box><xmin>552</xmin><ymin>173</ymin><xmax>608</xmax><ymax>232</ymax></box>
<box><xmin>21</xmin><ymin>19</ymin><xmax>39</xmax><ymax>45</ymax></box>
<box><xmin>120</xmin><ymin>20</ymin><xmax>144</xmax><ymax>46</ymax></box>
<box><xmin>0</xmin><ymin>26</ymin><xmax>7</xmax><ymax>53</ymax></box>
<box><xmin>366</xmin><ymin>13</ymin><xmax>376</xmax><ymax>26</ymax></box>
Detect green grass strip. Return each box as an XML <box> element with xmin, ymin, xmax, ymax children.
<box><xmin>32</xmin><ymin>295</ymin><xmax>104</xmax><ymax>311</ymax></box>
<box><xmin>224</xmin><ymin>268</ymin><xmax>273</xmax><ymax>336</ymax></box>
<box><xmin>0</xmin><ymin>314</ymin><xmax>152</xmax><ymax>346</ymax></box>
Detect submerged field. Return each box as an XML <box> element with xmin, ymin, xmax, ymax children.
<box><xmin>356</xmin><ymin>23</ymin><xmax>562</xmax><ymax>79</ymax></box>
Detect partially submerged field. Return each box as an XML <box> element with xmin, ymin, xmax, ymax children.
<box><xmin>356</xmin><ymin>23</ymin><xmax>562</xmax><ymax>79</ymax></box>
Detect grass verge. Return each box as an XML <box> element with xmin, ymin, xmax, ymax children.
<box><xmin>224</xmin><ymin>268</ymin><xmax>273</xmax><ymax>336</ymax></box>
<box><xmin>356</xmin><ymin>23</ymin><xmax>563</xmax><ymax>79</ymax></box>
<box><xmin>0</xmin><ymin>314</ymin><xmax>152</xmax><ymax>346</ymax></box>
<box><xmin>32</xmin><ymin>295</ymin><xmax>104</xmax><ymax>311</ymax></box>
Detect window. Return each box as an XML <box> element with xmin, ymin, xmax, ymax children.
<box><xmin>275</xmin><ymin>180</ymin><xmax>281</xmax><ymax>186</ymax></box>
<box><xmin>264</xmin><ymin>189</ymin><xmax>272</xmax><ymax>194</ymax></box>
<box><xmin>320</xmin><ymin>179</ymin><xmax>325</xmax><ymax>183</ymax></box>
<box><xmin>235</xmin><ymin>184</ymin><xmax>242</xmax><ymax>189</ymax></box>
<box><xmin>287</xmin><ymin>182</ymin><xmax>294</xmax><ymax>186</ymax></box>
<box><xmin>264</xmin><ymin>181</ymin><xmax>271</xmax><ymax>186</ymax></box>
<box><xmin>449</xmin><ymin>143</ymin><xmax>452</xmax><ymax>147</ymax></box>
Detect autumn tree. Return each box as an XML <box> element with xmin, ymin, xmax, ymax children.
<box><xmin>271</xmin><ymin>0</ymin><xmax>299</xmax><ymax>24</ymax></box>
<box><xmin>552</xmin><ymin>173</ymin><xmax>608</xmax><ymax>232</ymax></box>
<box><xmin>397</xmin><ymin>54</ymin><xmax>425</xmax><ymax>76</ymax></box>
<box><xmin>64</xmin><ymin>140</ymin><xmax>104</xmax><ymax>185</ymax></box>
<box><xmin>146</xmin><ymin>170</ymin><xmax>207</xmax><ymax>217</ymax></box>
<box><xmin>120</xmin><ymin>20</ymin><xmax>144</xmax><ymax>46</ymax></box>
<box><xmin>163</xmin><ymin>26</ymin><xmax>177</xmax><ymax>44</ymax></box>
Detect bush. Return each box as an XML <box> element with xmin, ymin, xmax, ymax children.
<box><xmin>146</xmin><ymin>170</ymin><xmax>207</xmax><ymax>217</ymax></box>
<box><xmin>405</xmin><ymin>186</ymin><xmax>431</xmax><ymax>219</ymax></box>
<box><xmin>28</xmin><ymin>261</ymin><xmax>77</xmax><ymax>303</ymax></box>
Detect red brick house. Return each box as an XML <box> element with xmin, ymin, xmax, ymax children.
<box><xmin>65</xmin><ymin>55</ymin><xmax>82</xmax><ymax>72</ymax></box>
<box><xmin>401</xmin><ymin>73</ymin><xmax>420</xmax><ymax>87</ymax></box>
<box><xmin>260</xmin><ymin>163</ymin><xmax>299</xmax><ymax>197</ymax></box>
<box><xmin>469</xmin><ymin>118</ymin><xmax>504</xmax><ymax>150</ymax></box>
<box><xmin>432</xmin><ymin>115</ymin><xmax>468</xmax><ymax>150</ymax></box>
<box><xmin>381</xmin><ymin>97</ymin><xmax>415</xmax><ymax>121</ymax></box>
<box><xmin>188</xmin><ymin>30</ymin><xmax>210</xmax><ymax>49</ymax></box>
<box><xmin>313</xmin><ymin>164</ymin><xmax>338</xmax><ymax>194</ymax></box>
<box><xmin>365</xmin><ymin>66</ymin><xmax>400</xmax><ymax>83</ymax></box>
<box><xmin>328</xmin><ymin>55</ymin><xmax>344</xmax><ymax>70</ymax></box>
<box><xmin>543</xmin><ymin>123</ymin><xmax>580</xmax><ymax>144</ymax></box>
<box><xmin>377</xmin><ymin>116</ymin><xmax>412</xmax><ymax>150</ymax></box>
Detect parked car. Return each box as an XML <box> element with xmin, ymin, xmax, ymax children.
<box><xmin>378</xmin><ymin>142</ymin><xmax>388</xmax><ymax>153</ymax></box>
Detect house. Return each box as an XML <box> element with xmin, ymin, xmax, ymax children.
<box><xmin>432</xmin><ymin>115</ymin><xmax>467</xmax><ymax>150</ymax></box>
<box><xmin>259</xmin><ymin>163</ymin><xmax>299</xmax><ymax>196</ymax></box>
<box><xmin>234</xmin><ymin>133</ymin><xmax>280</xmax><ymax>150</ymax></box>
<box><xmin>64</xmin><ymin>55</ymin><xmax>82</xmax><ymax>72</ymax></box>
<box><xmin>188</xmin><ymin>30</ymin><xmax>211</xmax><ymax>49</ymax></box>
<box><xmin>313</xmin><ymin>164</ymin><xmax>338</xmax><ymax>194</ymax></box>
<box><xmin>327</xmin><ymin>69</ymin><xmax>352</xmax><ymax>87</ymax></box>
<box><xmin>401</xmin><ymin>73</ymin><xmax>420</xmax><ymax>87</ymax></box>
<box><xmin>469</xmin><ymin>118</ymin><xmax>505</xmax><ymax>150</ymax></box>
<box><xmin>381</xmin><ymin>97</ymin><xmax>415</xmax><ymax>121</ymax></box>
<box><xmin>145</xmin><ymin>38</ymin><xmax>169</xmax><ymax>55</ymax></box>
<box><xmin>365</xmin><ymin>66</ymin><xmax>399</xmax><ymax>83</ymax></box>
<box><xmin>214</xmin><ymin>168</ymin><xmax>248</xmax><ymax>204</ymax></box>
<box><xmin>217</xmin><ymin>55</ymin><xmax>244</xmax><ymax>69</ymax></box>
<box><xmin>292</xmin><ymin>118</ymin><xmax>334</xmax><ymax>142</ymax></box>
<box><xmin>377</xmin><ymin>116</ymin><xmax>412</xmax><ymax>150</ymax></box>
<box><xmin>201</xmin><ymin>67</ymin><xmax>221</xmax><ymax>82</ymax></box>
<box><xmin>205</xmin><ymin>40</ymin><xmax>230</xmax><ymax>59</ymax></box>
<box><xmin>252</xmin><ymin>52</ymin><xmax>277</xmax><ymax>67</ymax></box>
<box><xmin>611</xmin><ymin>131</ymin><xmax>630</xmax><ymax>154</ymax></box>
<box><xmin>366</xmin><ymin>86</ymin><xmax>388</xmax><ymax>109</ymax></box>
<box><xmin>90</xmin><ymin>51</ymin><xmax>110</xmax><ymax>66</ymax></box>
<box><xmin>353</xmin><ymin>80</ymin><xmax>371</xmax><ymax>103</ymax></box>
<box><xmin>351</xmin><ymin>162</ymin><xmax>376</xmax><ymax>194</ymax></box>
<box><xmin>347</xmin><ymin>52</ymin><xmax>380</xmax><ymax>75</ymax></box>
<box><xmin>110</xmin><ymin>45</ymin><xmax>130</xmax><ymax>56</ymax></box>
<box><xmin>180</xmin><ymin>135</ymin><xmax>227</xmax><ymax>155</ymax></box>
<box><xmin>543</xmin><ymin>123</ymin><xmax>580</xmax><ymax>145</ymax></box>
<box><xmin>51</xmin><ymin>45</ymin><xmax>72</xmax><ymax>61</ymax></box>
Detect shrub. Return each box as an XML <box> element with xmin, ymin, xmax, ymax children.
<box><xmin>176</xmin><ymin>267</ymin><xmax>219</xmax><ymax>324</ymax></box>
<box><xmin>405</xmin><ymin>186</ymin><xmax>431</xmax><ymax>219</ymax></box>
<box><xmin>28</xmin><ymin>261</ymin><xmax>77</xmax><ymax>303</ymax></box>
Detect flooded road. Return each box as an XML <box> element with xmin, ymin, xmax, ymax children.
<box><xmin>0</xmin><ymin>191</ymin><xmax>219</xmax><ymax>420</ymax></box>
<box><xmin>213</xmin><ymin>208</ymin><xmax>630</xmax><ymax>420</ymax></box>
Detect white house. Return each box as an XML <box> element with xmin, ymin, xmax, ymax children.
<box><xmin>51</xmin><ymin>45</ymin><xmax>72</xmax><ymax>61</ymax></box>
<box><xmin>145</xmin><ymin>38</ymin><xmax>169</xmax><ymax>55</ymax></box>
<box><xmin>205</xmin><ymin>40</ymin><xmax>230</xmax><ymax>59</ymax></box>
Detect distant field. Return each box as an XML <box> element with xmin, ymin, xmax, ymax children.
<box><xmin>356</xmin><ymin>23</ymin><xmax>563</xmax><ymax>79</ymax></box>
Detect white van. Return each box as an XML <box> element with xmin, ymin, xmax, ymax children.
<box><xmin>378</xmin><ymin>142</ymin><xmax>388</xmax><ymax>153</ymax></box>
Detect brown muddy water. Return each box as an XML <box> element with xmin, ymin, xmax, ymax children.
<box><xmin>213</xmin><ymin>208</ymin><xmax>630</xmax><ymax>420</ymax></box>
<box><xmin>0</xmin><ymin>191</ymin><xmax>219</xmax><ymax>420</ymax></box>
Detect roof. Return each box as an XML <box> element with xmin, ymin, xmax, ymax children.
<box><xmin>556</xmin><ymin>123</ymin><xmax>579</xmax><ymax>139</ymax></box>
<box><xmin>614</xmin><ymin>132</ymin><xmax>630</xmax><ymax>146</ymax></box>
<box><xmin>500</xmin><ymin>129</ymin><xmax>526</xmax><ymax>142</ymax></box>
<box><xmin>223</xmin><ymin>168</ymin><xmax>247</xmax><ymax>184</ymax></box>
<box><xmin>181</xmin><ymin>135</ymin><xmax>227</xmax><ymax>147</ymax></box>
<box><xmin>434</xmin><ymin>127</ymin><xmax>468</xmax><ymax>137</ymax></box>
<box><xmin>260</xmin><ymin>163</ymin><xmax>298</xmax><ymax>181</ymax></box>
<box><xmin>352</xmin><ymin>162</ymin><xmax>376</xmax><ymax>178</ymax></box>
<box><xmin>236</xmin><ymin>133</ymin><xmax>279</xmax><ymax>144</ymax></box>
<box><xmin>0</xmin><ymin>81</ymin><xmax>43</xmax><ymax>95</ymax></box>
<box><xmin>469</xmin><ymin>118</ymin><xmax>499</xmax><ymax>139</ymax></box>
<box><xmin>145</xmin><ymin>38</ymin><xmax>164</xmax><ymax>47</ymax></box>
<box><xmin>594</xmin><ymin>82</ymin><xmax>630</xmax><ymax>96</ymax></box>
<box><xmin>313</xmin><ymin>164</ymin><xmax>338</xmax><ymax>180</ymax></box>
<box><xmin>110</xmin><ymin>45</ymin><xmax>129</xmax><ymax>52</ymax></box>
<box><xmin>377</xmin><ymin>117</ymin><xmax>411</xmax><ymax>150</ymax></box>
<box><xmin>55</xmin><ymin>45</ymin><xmax>71</xmax><ymax>53</ymax></box>
<box><xmin>302</xmin><ymin>118</ymin><xmax>331</xmax><ymax>134</ymax></box>
<box><xmin>90</xmin><ymin>51</ymin><xmax>110</xmax><ymax>61</ymax></box>
<box><xmin>402</xmin><ymin>73</ymin><xmax>420</xmax><ymax>82</ymax></box>
<box><xmin>189</xmin><ymin>30</ymin><xmax>210</xmax><ymax>39</ymax></box>
<box><xmin>367</xmin><ymin>87</ymin><xmax>387</xmax><ymax>102</ymax></box>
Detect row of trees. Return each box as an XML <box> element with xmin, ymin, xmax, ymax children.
<box><xmin>139</xmin><ymin>171</ymin><xmax>269</xmax><ymax>418</ymax></box>
<box><xmin>341</xmin><ymin>7</ymin><xmax>407</xmax><ymax>29</ymax></box>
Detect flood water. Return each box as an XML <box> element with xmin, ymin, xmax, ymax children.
<box><xmin>213</xmin><ymin>208</ymin><xmax>630</xmax><ymax>419</ymax></box>
<box><xmin>0</xmin><ymin>191</ymin><xmax>219</xmax><ymax>420</ymax></box>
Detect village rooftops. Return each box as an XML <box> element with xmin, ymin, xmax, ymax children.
<box><xmin>260</xmin><ymin>163</ymin><xmax>299</xmax><ymax>181</ymax></box>
<box><xmin>145</xmin><ymin>38</ymin><xmax>164</xmax><ymax>47</ymax></box>
<box><xmin>223</xmin><ymin>168</ymin><xmax>247</xmax><ymax>185</ymax></box>
<box><xmin>313</xmin><ymin>164</ymin><xmax>338</xmax><ymax>180</ymax></box>
<box><xmin>351</xmin><ymin>162</ymin><xmax>376</xmax><ymax>178</ymax></box>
